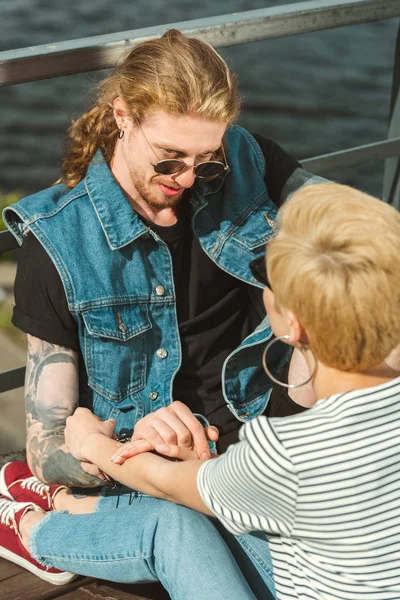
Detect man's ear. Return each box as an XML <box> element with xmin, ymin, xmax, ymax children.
<box><xmin>287</xmin><ymin>310</ymin><xmax>309</xmax><ymax>347</ymax></box>
<box><xmin>113</xmin><ymin>97</ymin><xmax>128</xmax><ymax>128</ymax></box>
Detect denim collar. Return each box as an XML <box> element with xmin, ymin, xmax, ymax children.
<box><xmin>85</xmin><ymin>151</ymin><xmax>148</xmax><ymax>250</ymax></box>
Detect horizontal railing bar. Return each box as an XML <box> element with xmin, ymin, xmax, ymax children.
<box><xmin>0</xmin><ymin>367</ymin><xmax>25</xmax><ymax>393</ymax></box>
<box><xmin>0</xmin><ymin>230</ymin><xmax>19</xmax><ymax>253</ymax></box>
<box><xmin>302</xmin><ymin>137</ymin><xmax>400</xmax><ymax>173</ymax></box>
<box><xmin>1</xmin><ymin>0</ymin><xmax>399</xmax><ymax>86</ymax></box>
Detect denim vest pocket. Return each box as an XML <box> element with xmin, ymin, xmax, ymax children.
<box><xmin>82</xmin><ymin>303</ymin><xmax>152</xmax><ymax>402</ymax></box>
<box><xmin>231</xmin><ymin>205</ymin><xmax>278</xmax><ymax>251</ymax></box>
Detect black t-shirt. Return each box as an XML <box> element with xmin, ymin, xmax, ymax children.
<box><xmin>13</xmin><ymin>133</ymin><xmax>303</xmax><ymax>452</ymax></box>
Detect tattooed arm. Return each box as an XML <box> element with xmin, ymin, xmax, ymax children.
<box><xmin>25</xmin><ymin>334</ymin><xmax>105</xmax><ymax>487</ymax></box>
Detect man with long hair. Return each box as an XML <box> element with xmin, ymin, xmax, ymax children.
<box><xmin>1</xmin><ymin>30</ymin><xmax>325</xmax><ymax>598</ymax></box>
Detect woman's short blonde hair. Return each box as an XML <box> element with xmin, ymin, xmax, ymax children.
<box><xmin>267</xmin><ymin>183</ymin><xmax>400</xmax><ymax>371</ymax></box>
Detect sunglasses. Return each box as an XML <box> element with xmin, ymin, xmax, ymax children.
<box><xmin>139</xmin><ymin>125</ymin><xmax>230</xmax><ymax>180</ymax></box>
<box><xmin>249</xmin><ymin>256</ymin><xmax>271</xmax><ymax>289</ymax></box>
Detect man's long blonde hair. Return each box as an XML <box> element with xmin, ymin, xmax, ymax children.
<box><xmin>59</xmin><ymin>29</ymin><xmax>240</xmax><ymax>188</ymax></box>
<box><xmin>267</xmin><ymin>183</ymin><xmax>400</xmax><ymax>372</ymax></box>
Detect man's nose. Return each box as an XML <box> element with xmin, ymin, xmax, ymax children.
<box><xmin>172</xmin><ymin>165</ymin><xmax>196</xmax><ymax>189</ymax></box>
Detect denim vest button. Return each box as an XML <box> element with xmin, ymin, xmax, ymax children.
<box><xmin>155</xmin><ymin>285</ymin><xmax>165</xmax><ymax>296</ymax></box>
<box><xmin>156</xmin><ymin>348</ymin><xmax>168</xmax><ymax>359</ymax></box>
<box><xmin>149</xmin><ymin>391</ymin><xmax>158</xmax><ymax>401</ymax></box>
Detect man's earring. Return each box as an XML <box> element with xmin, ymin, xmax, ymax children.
<box><xmin>118</xmin><ymin>129</ymin><xmax>124</xmax><ymax>139</ymax></box>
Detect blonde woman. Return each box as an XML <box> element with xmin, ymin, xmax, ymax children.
<box><xmin>8</xmin><ymin>182</ymin><xmax>400</xmax><ymax>599</ymax></box>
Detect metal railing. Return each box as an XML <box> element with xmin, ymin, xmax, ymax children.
<box><xmin>1</xmin><ymin>0</ymin><xmax>400</xmax><ymax>393</ymax></box>
<box><xmin>1</xmin><ymin>0</ymin><xmax>399</xmax><ymax>86</ymax></box>
<box><xmin>384</xmin><ymin>22</ymin><xmax>400</xmax><ymax>206</ymax></box>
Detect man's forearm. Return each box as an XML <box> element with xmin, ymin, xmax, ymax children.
<box><xmin>83</xmin><ymin>434</ymin><xmax>211</xmax><ymax>514</ymax></box>
<box><xmin>25</xmin><ymin>335</ymin><xmax>104</xmax><ymax>487</ymax></box>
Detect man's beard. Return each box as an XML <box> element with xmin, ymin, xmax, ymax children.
<box><xmin>129</xmin><ymin>165</ymin><xmax>185</xmax><ymax>210</ymax></box>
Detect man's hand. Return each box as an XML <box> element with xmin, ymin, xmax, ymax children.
<box><xmin>65</xmin><ymin>407</ymin><xmax>116</xmax><ymax>463</ymax></box>
<box><xmin>131</xmin><ymin>401</ymin><xmax>219</xmax><ymax>460</ymax></box>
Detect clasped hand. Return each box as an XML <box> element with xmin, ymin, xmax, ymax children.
<box><xmin>65</xmin><ymin>402</ymin><xmax>219</xmax><ymax>465</ymax></box>
<box><xmin>65</xmin><ymin>408</ymin><xmax>116</xmax><ymax>462</ymax></box>
<box><xmin>111</xmin><ymin>401</ymin><xmax>219</xmax><ymax>464</ymax></box>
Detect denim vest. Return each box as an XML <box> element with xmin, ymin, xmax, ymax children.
<box><xmin>4</xmin><ymin>125</ymin><xmax>291</xmax><ymax>434</ymax></box>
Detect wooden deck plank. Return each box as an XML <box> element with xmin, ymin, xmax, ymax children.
<box><xmin>0</xmin><ymin>559</ymin><xmax>170</xmax><ymax>600</ymax></box>
<box><xmin>0</xmin><ymin>570</ymin><xmax>91</xmax><ymax>600</ymax></box>
<box><xmin>59</xmin><ymin>580</ymin><xmax>170</xmax><ymax>600</ymax></box>
<box><xmin>0</xmin><ymin>558</ymin><xmax>24</xmax><ymax>581</ymax></box>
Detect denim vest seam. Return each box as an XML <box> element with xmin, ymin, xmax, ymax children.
<box><xmin>28</xmin><ymin>224</ymin><xmax>75</xmax><ymax>305</ymax></box>
<box><xmin>231</xmin><ymin>199</ymin><xmax>271</xmax><ymax>235</ymax></box>
<box><xmin>1</xmin><ymin>207</ymin><xmax>25</xmax><ymax>245</ymax></box>
<box><xmin>82</xmin><ymin>307</ymin><xmax>152</xmax><ymax>340</ymax></box>
<box><xmin>231</xmin><ymin>227</ymin><xmax>276</xmax><ymax>252</ymax></box>
<box><xmin>242</xmin><ymin>129</ymin><xmax>266</xmax><ymax>176</ymax></box>
<box><xmin>69</xmin><ymin>296</ymin><xmax>176</xmax><ymax>313</ymax></box>
<box><xmin>25</xmin><ymin>189</ymin><xmax>87</xmax><ymax>224</ymax></box>
<box><xmin>69</xmin><ymin>296</ymin><xmax>157</xmax><ymax>312</ymax></box>
<box><xmin>2</xmin><ymin>190</ymin><xmax>88</xmax><ymax>250</ymax></box>
<box><xmin>85</xmin><ymin>179</ymin><xmax>118</xmax><ymax>251</ymax></box>
<box><xmin>88</xmin><ymin>378</ymin><xmax>146</xmax><ymax>402</ymax></box>
<box><xmin>225</xmin><ymin>195</ymin><xmax>277</xmax><ymax>251</ymax></box>
<box><xmin>193</xmin><ymin>207</ymin><xmax>262</xmax><ymax>262</ymax></box>
<box><xmin>149</xmin><ymin>231</ymin><xmax>182</xmax><ymax>407</ymax></box>
<box><xmin>221</xmin><ymin>325</ymin><xmax>276</xmax><ymax>419</ymax></box>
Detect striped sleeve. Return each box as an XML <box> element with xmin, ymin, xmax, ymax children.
<box><xmin>197</xmin><ymin>416</ymin><xmax>298</xmax><ymax>536</ymax></box>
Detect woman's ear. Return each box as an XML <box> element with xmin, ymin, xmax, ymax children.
<box><xmin>287</xmin><ymin>311</ymin><xmax>309</xmax><ymax>347</ymax></box>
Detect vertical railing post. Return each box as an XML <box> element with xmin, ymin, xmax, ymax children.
<box><xmin>383</xmin><ymin>20</ymin><xmax>400</xmax><ymax>208</ymax></box>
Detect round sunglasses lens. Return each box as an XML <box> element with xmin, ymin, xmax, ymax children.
<box><xmin>154</xmin><ymin>160</ymin><xmax>185</xmax><ymax>175</ymax></box>
<box><xmin>195</xmin><ymin>162</ymin><xmax>225</xmax><ymax>178</ymax></box>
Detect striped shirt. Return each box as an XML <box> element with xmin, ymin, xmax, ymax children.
<box><xmin>198</xmin><ymin>376</ymin><xmax>400</xmax><ymax>600</ymax></box>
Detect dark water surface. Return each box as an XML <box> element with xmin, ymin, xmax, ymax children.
<box><xmin>0</xmin><ymin>0</ymin><xmax>398</xmax><ymax>197</ymax></box>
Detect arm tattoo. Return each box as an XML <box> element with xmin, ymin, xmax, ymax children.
<box><xmin>25</xmin><ymin>335</ymin><xmax>103</xmax><ymax>487</ymax></box>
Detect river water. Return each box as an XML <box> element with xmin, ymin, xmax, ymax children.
<box><xmin>0</xmin><ymin>0</ymin><xmax>398</xmax><ymax>197</ymax></box>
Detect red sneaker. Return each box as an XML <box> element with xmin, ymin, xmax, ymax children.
<box><xmin>0</xmin><ymin>495</ymin><xmax>77</xmax><ymax>585</ymax></box>
<box><xmin>0</xmin><ymin>461</ymin><xmax>66</xmax><ymax>511</ymax></box>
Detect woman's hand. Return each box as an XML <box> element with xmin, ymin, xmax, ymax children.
<box><xmin>65</xmin><ymin>407</ymin><xmax>116</xmax><ymax>462</ymax></box>
<box><xmin>130</xmin><ymin>401</ymin><xmax>219</xmax><ymax>460</ymax></box>
<box><xmin>110</xmin><ymin>439</ymin><xmax>201</xmax><ymax>464</ymax></box>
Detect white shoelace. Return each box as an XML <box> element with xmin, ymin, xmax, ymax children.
<box><xmin>16</xmin><ymin>476</ymin><xmax>50</xmax><ymax>498</ymax></box>
<box><xmin>0</xmin><ymin>497</ymin><xmax>33</xmax><ymax>526</ymax></box>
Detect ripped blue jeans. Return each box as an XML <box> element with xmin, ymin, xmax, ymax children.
<box><xmin>29</xmin><ymin>488</ymin><xmax>276</xmax><ymax>600</ymax></box>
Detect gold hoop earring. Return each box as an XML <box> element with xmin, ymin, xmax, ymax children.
<box><xmin>262</xmin><ymin>335</ymin><xmax>317</xmax><ymax>388</ymax></box>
